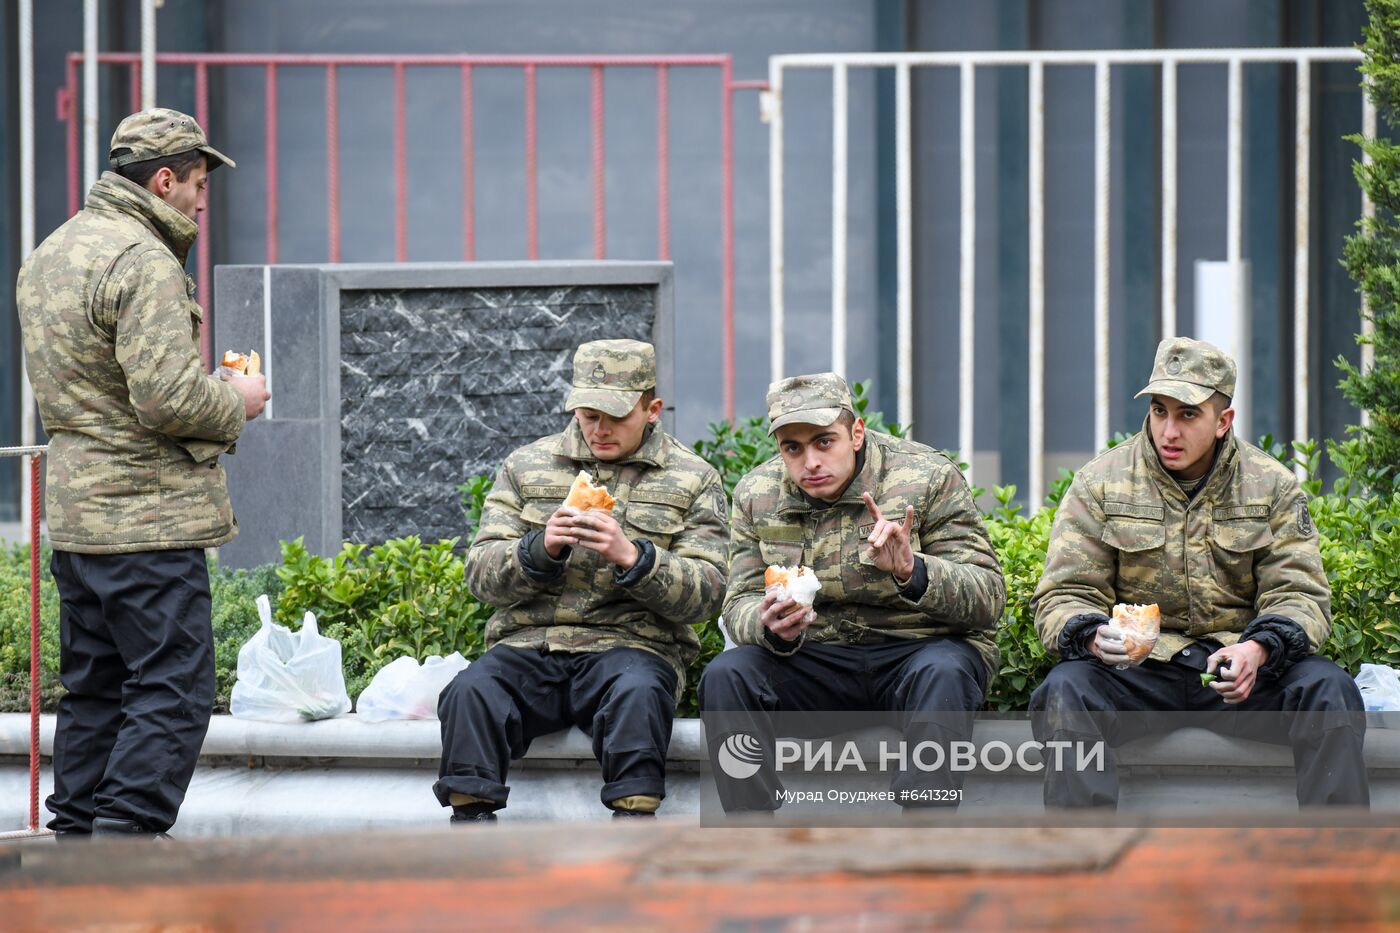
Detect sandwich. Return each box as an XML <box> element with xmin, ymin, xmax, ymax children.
<box><xmin>220</xmin><ymin>349</ymin><xmax>262</xmax><ymax>376</ymax></box>
<box><xmin>1110</xmin><ymin>602</ymin><xmax>1160</xmax><ymax>665</ymax></box>
<box><xmin>764</xmin><ymin>564</ymin><xmax>821</xmax><ymax>607</ymax></box>
<box><xmin>563</xmin><ymin>470</ymin><xmax>616</xmax><ymax>513</ymax></box>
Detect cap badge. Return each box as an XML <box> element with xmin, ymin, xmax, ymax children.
<box><xmin>592</xmin><ymin>362</ymin><xmax>606</xmax><ymax>382</ymax></box>
<box><xmin>1166</xmin><ymin>357</ymin><xmax>1183</xmax><ymax>376</ymax></box>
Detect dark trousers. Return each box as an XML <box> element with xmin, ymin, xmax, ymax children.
<box><xmin>698</xmin><ymin>637</ymin><xmax>987</xmax><ymax>811</ymax></box>
<box><xmin>434</xmin><ymin>645</ymin><xmax>678</xmax><ymax>812</ymax></box>
<box><xmin>46</xmin><ymin>549</ymin><xmax>216</xmax><ymax>834</ymax></box>
<box><xmin>1029</xmin><ymin>655</ymin><xmax>1369</xmax><ymax>808</ymax></box>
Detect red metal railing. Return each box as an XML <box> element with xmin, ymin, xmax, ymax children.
<box><xmin>0</xmin><ymin>447</ymin><xmax>45</xmax><ymax>839</ymax></box>
<box><xmin>59</xmin><ymin>52</ymin><xmax>765</xmax><ymax>422</ymax></box>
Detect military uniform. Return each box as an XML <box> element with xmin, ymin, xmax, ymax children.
<box><xmin>699</xmin><ymin>373</ymin><xmax>1006</xmax><ymax>811</ymax></box>
<box><xmin>435</xmin><ymin>340</ymin><xmax>729</xmax><ymax>818</ymax></box>
<box><xmin>1030</xmin><ymin>338</ymin><xmax>1367</xmax><ymax>807</ymax></box>
<box><xmin>16</xmin><ymin>109</ymin><xmax>243</xmax><ymax>835</ymax></box>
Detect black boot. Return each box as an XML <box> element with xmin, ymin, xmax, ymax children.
<box><xmin>91</xmin><ymin>817</ymin><xmax>173</xmax><ymax>840</ymax></box>
<box><xmin>610</xmin><ymin>810</ymin><xmax>656</xmax><ymax>819</ymax></box>
<box><xmin>449</xmin><ymin>803</ymin><xmax>498</xmax><ymax>824</ymax></box>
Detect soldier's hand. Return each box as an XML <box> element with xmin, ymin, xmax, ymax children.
<box><xmin>1089</xmin><ymin>625</ymin><xmax>1132</xmax><ymax>667</ymax></box>
<box><xmin>229</xmin><ymin>374</ymin><xmax>271</xmax><ymax>421</ymax></box>
<box><xmin>861</xmin><ymin>493</ymin><xmax>916</xmax><ymax>582</ymax></box>
<box><xmin>1207</xmin><ymin>641</ymin><xmax>1267</xmax><ymax>704</ymax></box>
<box><xmin>569</xmin><ymin>509</ymin><xmax>639</xmax><ymax>570</ymax></box>
<box><xmin>760</xmin><ymin>591</ymin><xmax>813</xmax><ymax>641</ymax></box>
<box><xmin>543</xmin><ymin>507</ymin><xmax>580</xmax><ymax>559</ymax></box>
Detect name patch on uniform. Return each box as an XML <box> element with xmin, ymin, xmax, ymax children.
<box><xmin>756</xmin><ymin>524</ymin><xmax>804</xmax><ymax>544</ymax></box>
<box><xmin>521</xmin><ymin>485</ymin><xmax>570</xmax><ymax>499</ymax></box>
<box><xmin>630</xmin><ymin>489</ymin><xmax>691</xmax><ymax>509</ymax></box>
<box><xmin>1213</xmin><ymin>504</ymin><xmax>1271</xmax><ymax>521</ymax></box>
<box><xmin>1102</xmin><ymin>501</ymin><xmax>1164</xmax><ymax>522</ymax></box>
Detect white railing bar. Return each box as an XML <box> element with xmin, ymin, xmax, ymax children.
<box><xmin>831</xmin><ymin>63</ymin><xmax>848</xmax><ymax>378</ymax></box>
<box><xmin>772</xmin><ymin>48</ymin><xmax>1362</xmax><ymax>69</ymax></box>
<box><xmin>1093</xmin><ymin>61</ymin><xmax>1111</xmax><ymax>455</ymax></box>
<box><xmin>0</xmin><ymin>446</ymin><xmax>48</xmax><ymax>458</ymax></box>
<box><xmin>1161</xmin><ymin>61</ymin><xmax>1177</xmax><ymax>339</ymax></box>
<box><xmin>83</xmin><ymin>0</ymin><xmax>98</xmax><ymax>195</ymax></box>
<box><xmin>1227</xmin><ymin>58</ymin><xmax>1243</xmax><ymax>332</ymax></box>
<box><xmin>769</xmin><ymin>59</ymin><xmax>786</xmax><ymax>385</ymax></box>
<box><xmin>140</xmin><ymin>0</ymin><xmax>156</xmax><ymax>110</ymax></box>
<box><xmin>262</xmin><ymin>266</ymin><xmax>274</xmax><ymax>421</ymax></box>
<box><xmin>895</xmin><ymin>63</ymin><xmax>914</xmax><ymax>433</ymax></box>
<box><xmin>1294</xmin><ymin>59</ymin><xmax>1312</xmax><ymax>477</ymax></box>
<box><xmin>958</xmin><ymin>61</ymin><xmax>976</xmax><ymax>483</ymax></box>
<box><xmin>1028</xmin><ymin>61</ymin><xmax>1045</xmax><ymax>509</ymax></box>
<box><xmin>18</xmin><ymin>0</ymin><xmax>37</xmax><ymax>534</ymax></box>
<box><xmin>1361</xmin><ymin>86</ymin><xmax>1376</xmax><ymax>427</ymax></box>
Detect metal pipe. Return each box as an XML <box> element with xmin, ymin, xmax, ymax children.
<box><xmin>769</xmin><ymin>59</ymin><xmax>785</xmax><ymax>384</ymax></box>
<box><xmin>194</xmin><ymin>63</ymin><xmax>211</xmax><ymax>366</ymax></box>
<box><xmin>525</xmin><ymin>64</ymin><xmax>538</xmax><ymax>261</ymax></box>
<box><xmin>1361</xmin><ymin>87</ymin><xmax>1376</xmax><ymax>424</ymax></box>
<box><xmin>327</xmin><ymin>65</ymin><xmax>341</xmax><ymax>262</ymax></box>
<box><xmin>82</xmin><ymin>51</ymin><xmax>737</xmax><ymax>67</ymax></box>
<box><xmin>721</xmin><ymin>61</ymin><xmax>736</xmax><ymax>423</ymax></box>
<box><xmin>394</xmin><ymin>63</ymin><xmax>408</xmax><ymax>262</ymax></box>
<box><xmin>771</xmin><ymin>48</ymin><xmax>1362</xmax><ymax>69</ymax></box>
<box><xmin>895</xmin><ymin>63</ymin><xmax>913</xmax><ymax>432</ymax></box>
<box><xmin>27</xmin><ymin>454</ymin><xmax>39</xmax><ymax>833</ymax></box>
<box><xmin>1294</xmin><ymin>60</ymin><xmax>1311</xmax><ymax>474</ymax></box>
<box><xmin>140</xmin><ymin>0</ymin><xmax>156</xmax><ymax>109</ymax></box>
<box><xmin>265</xmin><ymin>64</ymin><xmax>279</xmax><ymax>264</ymax></box>
<box><xmin>657</xmin><ymin>66</ymin><xmax>671</xmax><ymax>262</ymax></box>
<box><xmin>591</xmin><ymin>66</ymin><xmax>606</xmax><ymax>260</ymax></box>
<box><xmin>18</xmin><ymin>0</ymin><xmax>37</xmax><ymax>535</ymax></box>
<box><xmin>83</xmin><ymin>0</ymin><xmax>99</xmax><ymax>195</ymax></box>
<box><xmin>1094</xmin><ymin>61</ymin><xmax>1111</xmax><ymax>454</ymax></box>
<box><xmin>129</xmin><ymin>62</ymin><xmax>140</xmax><ymax>114</ymax></box>
<box><xmin>831</xmin><ymin>63</ymin><xmax>848</xmax><ymax>378</ymax></box>
<box><xmin>958</xmin><ymin>61</ymin><xmax>976</xmax><ymax>482</ymax></box>
<box><xmin>461</xmin><ymin>64</ymin><xmax>474</xmax><ymax>262</ymax></box>
<box><xmin>1161</xmin><ymin>61</ymin><xmax>1177</xmax><ymax>339</ymax></box>
<box><xmin>66</xmin><ymin>56</ymin><xmax>79</xmax><ymax>217</ymax></box>
<box><xmin>1227</xmin><ymin>58</ymin><xmax>1243</xmax><ymax>346</ymax></box>
<box><xmin>1028</xmin><ymin>62</ymin><xmax>1045</xmax><ymax>510</ymax></box>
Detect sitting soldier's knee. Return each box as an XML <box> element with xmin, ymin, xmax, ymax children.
<box><xmin>1029</xmin><ymin>662</ymin><xmax>1096</xmax><ymax>713</ymax></box>
<box><xmin>697</xmin><ymin>648</ymin><xmax>764</xmax><ymax>708</ymax></box>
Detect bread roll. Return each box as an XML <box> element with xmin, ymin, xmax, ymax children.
<box><xmin>1111</xmin><ymin>602</ymin><xmax>1161</xmax><ymax>665</ymax></box>
<box><xmin>220</xmin><ymin>350</ymin><xmax>261</xmax><ymax>376</ymax></box>
<box><xmin>563</xmin><ymin>470</ymin><xmax>616</xmax><ymax>512</ymax></box>
<box><xmin>765</xmin><ymin>564</ymin><xmax>821</xmax><ymax>607</ymax></box>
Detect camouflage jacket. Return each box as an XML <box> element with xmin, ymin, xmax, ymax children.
<box><xmin>16</xmin><ymin>172</ymin><xmax>245</xmax><ymax>554</ymax></box>
<box><xmin>724</xmin><ymin>432</ymin><xmax>1006</xmax><ymax>679</ymax></box>
<box><xmin>1033</xmin><ymin>424</ymin><xmax>1330</xmax><ymax>667</ymax></box>
<box><xmin>465</xmin><ymin>420</ymin><xmax>729</xmax><ymax>691</ymax></box>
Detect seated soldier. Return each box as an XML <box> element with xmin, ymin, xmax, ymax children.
<box><xmin>1031</xmin><ymin>337</ymin><xmax>1367</xmax><ymax>808</ymax></box>
<box><xmin>435</xmin><ymin>339</ymin><xmax>729</xmax><ymax>821</ymax></box>
<box><xmin>700</xmin><ymin>373</ymin><xmax>1006</xmax><ymax>812</ymax></box>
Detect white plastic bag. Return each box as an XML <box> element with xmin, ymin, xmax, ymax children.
<box><xmin>356</xmin><ymin>652</ymin><xmax>470</xmax><ymax>722</ymax></box>
<box><xmin>1356</xmin><ymin>663</ymin><xmax>1400</xmax><ymax>713</ymax></box>
<box><xmin>230</xmin><ymin>595</ymin><xmax>352</xmax><ymax>723</ymax></box>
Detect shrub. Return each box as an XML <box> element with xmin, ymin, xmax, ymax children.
<box><xmin>0</xmin><ymin>543</ymin><xmax>60</xmax><ymax>712</ymax></box>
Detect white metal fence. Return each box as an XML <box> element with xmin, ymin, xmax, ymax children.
<box><xmin>765</xmin><ymin>48</ymin><xmax>1372</xmax><ymax>505</ymax></box>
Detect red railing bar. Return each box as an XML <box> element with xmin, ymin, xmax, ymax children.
<box><xmin>326</xmin><ymin>64</ymin><xmax>341</xmax><ymax>263</ymax></box>
<box><xmin>195</xmin><ymin>62</ymin><xmax>212</xmax><ymax>367</ymax></box>
<box><xmin>394</xmin><ymin>63</ymin><xmax>408</xmax><ymax>262</ymax></box>
<box><xmin>265</xmin><ymin>64</ymin><xmax>279</xmax><ymax>264</ymax></box>
<box><xmin>73</xmin><ymin>52</ymin><xmax>733</xmax><ymax>67</ymax></box>
<box><xmin>657</xmin><ymin>65</ymin><xmax>670</xmax><ymax>262</ymax></box>
<box><xmin>591</xmin><ymin>65</ymin><xmax>605</xmax><ymax>260</ymax></box>
<box><xmin>28</xmin><ymin>454</ymin><xmax>40</xmax><ymax>833</ymax></box>
<box><xmin>728</xmin><ymin>79</ymin><xmax>770</xmax><ymax>91</ymax></box>
<box><xmin>128</xmin><ymin>62</ymin><xmax>140</xmax><ymax>113</ymax></box>
<box><xmin>721</xmin><ymin>62</ymin><xmax>737</xmax><ymax>423</ymax></box>
<box><xmin>525</xmin><ymin>64</ymin><xmax>538</xmax><ymax>261</ymax></box>
<box><xmin>462</xmin><ymin>64</ymin><xmax>475</xmax><ymax>262</ymax></box>
<box><xmin>65</xmin><ymin>57</ymin><xmax>78</xmax><ymax>216</ymax></box>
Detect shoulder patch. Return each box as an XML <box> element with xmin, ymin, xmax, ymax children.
<box><xmin>1298</xmin><ymin>500</ymin><xmax>1315</xmax><ymax>537</ymax></box>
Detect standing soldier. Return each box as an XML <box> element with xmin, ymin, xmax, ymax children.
<box><xmin>436</xmin><ymin>339</ymin><xmax>729</xmax><ymax>820</ymax></box>
<box><xmin>17</xmin><ymin>109</ymin><xmax>269</xmax><ymax>838</ymax></box>
<box><xmin>1032</xmin><ymin>337</ymin><xmax>1367</xmax><ymax>808</ymax></box>
<box><xmin>700</xmin><ymin>373</ymin><xmax>1005</xmax><ymax>813</ymax></box>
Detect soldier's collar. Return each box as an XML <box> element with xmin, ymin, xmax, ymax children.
<box><xmin>557</xmin><ymin>419</ymin><xmax>666</xmax><ymax>468</ymax></box>
<box><xmin>86</xmin><ymin>171</ymin><xmax>199</xmax><ymax>264</ymax></box>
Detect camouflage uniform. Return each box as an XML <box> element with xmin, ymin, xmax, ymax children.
<box><xmin>1030</xmin><ymin>338</ymin><xmax>1367</xmax><ymax>808</ymax></box>
<box><xmin>700</xmin><ymin>373</ymin><xmax>1006</xmax><ymax>811</ymax></box>
<box><xmin>16</xmin><ymin>109</ymin><xmax>243</xmax><ymax>835</ymax></box>
<box><xmin>436</xmin><ymin>340</ymin><xmax>729</xmax><ymax>817</ymax></box>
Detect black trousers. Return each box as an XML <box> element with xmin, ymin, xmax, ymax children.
<box><xmin>434</xmin><ymin>645</ymin><xmax>678</xmax><ymax>812</ymax></box>
<box><xmin>1029</xmin><ymin>655</ymin><xmax>1369</xmax><ymax>808</ymax></box>
<box><xmin>46</xmin><ymin>549</ymin><xmax>216</xmax><ymax>834</ymax></box>
<box><xmin>698</xmin><ymin>637</ymin><xmax>987</xmax><ymax>811</ymax></box>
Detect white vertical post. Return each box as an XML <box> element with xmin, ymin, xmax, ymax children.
<box><xmin>1028</xmin><ymin>61</ymin><xmax>1045</xmax><ymax>509</ymax></box>
<box><xmin>262</xmin><ymin>266</ymin><xmax>274</xmax><ymax>421</ymax></box>
<box><xmin>140</xmin><ymin>0</ymin><xmax>157</xmax><ymax>110</ymax></box>
<box><xmin>831</xmin><ymin>63</ymin><xmax>848</xmax><ymax>378</ymax></box>
<box><xmin>1093</xmin><ymin>61</ymin><xmax>1111</xmax><ymax>455</ymax></box>
<box><xmin>1361</xmin><ymin>88</ymin><xmax>1377</xmax><ymax>427</ymax></box>
<box><xmin>18</xmin><ymin>0</ymin><xmax>37</xmax><ymax>532</ymax></box>
<box><xmin>1161</xmin><ymin>61</ymin><xmax>1177</xmax><ymax>339</ymax></box>
<box><xmin>1227</xmin><ymin>58</ymin><xmax>1244</xmax><ymax>373</ymax></box>
<box><xmin>958</xmin><ymin>61</ymin><xmax>976</xmax><ymax>483</ymax></box>
<box><xmin>895</xmin><ymin>63</ymin><xmax>914</xmax><ymax>432</ymax></box>
<box><xmin>83</xmin><ymin>0</ymin><xmax>99</xmax><ymax>195</ymax></box>
<box><xmin>769</xmin><ymin>62</ymin><xmax>785</xmax><ymax>385</ymax></box>
<box><xmin>1293</xmin><ymin>59</ymin><xmax>1311</xmax><ymax>477</ymax></box>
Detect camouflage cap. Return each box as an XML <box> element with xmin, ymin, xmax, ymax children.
<box><xmin>1135</xmin><ymin>337</ymin><xmax>1237</xmax><ymax>406</ymax></box>
<box><xmin>564</xmin><ymin>339</ymin><xmax>657</xmax><ymax>418</ymax></box>
<box><xmin>766</xmin><ymin>372</ymin><xmax>855</xmax><ymax>434</ymax></box>
<box><xmin>109</xmin><ymin>108</ymin><xmax>236</xmax><ymax>171</ymax></box>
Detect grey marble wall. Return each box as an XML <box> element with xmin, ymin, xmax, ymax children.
<box><xmin>339</xmin><ymin>285</ymin><xmax>655</xmax><ymax>546</ymax></box>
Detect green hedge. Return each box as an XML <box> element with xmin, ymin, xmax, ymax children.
<box><xmin>2</xmin><ymin>394</ymin><xmax>1396</xmax><ymax>715</ymax></box>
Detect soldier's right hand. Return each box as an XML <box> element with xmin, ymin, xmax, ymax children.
<box><xmin>229</xmin><ymin>374</ymin><xmax>271</xmax><ymax>421</ymax></box>
<box><xmin>543</xmin><ymin>507</ymin><xmax>580</xmax><ymax>558</ymax></box>
<box><xmin>760</xmin><ymin>591</ymin><xmax>814</xmax><ymax>641</ymax></box>
<box><xmin>1088</xmin><ymin>624</ymin><xmax>1132</xmax><ymax>667</ymax></box>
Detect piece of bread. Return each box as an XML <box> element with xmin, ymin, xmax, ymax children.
<box><xmin>563</xmin><ymin>470</ymin><xmax>616</xmax><ymax>512</ymax></box>
<box><xmin>220</xmin><ymin>349</ymin><xmax>261</xmax><ymax>376</ymax></box>
<box><xmin>765</xmin><ymin>564</ymin><xmax>821</xmax><ymax>606</ymax></box>
<box><xmin>1111</xmin><ymin>602</ymin><xmax>1161</xmax><ymax>664</ymax></box>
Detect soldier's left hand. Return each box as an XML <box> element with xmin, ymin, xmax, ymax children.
<box><xmin>568</xmin><ymin>510</ymin><xmax>639</xmax><ymax>570</ymax></box>
<box><xmin>1206</xmin><ymin>641</ymin><xmax>1269</xmax><ymax>704</ymax></box>
<box><xmin>861</xmin><ymin>493</ymin><xmax>917</xmax><ymax>583</ymax></box>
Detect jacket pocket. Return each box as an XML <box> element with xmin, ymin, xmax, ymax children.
<box><xmin>759</xmin><ymin>538</ymin><xmax>805</xmax><ymax>568</ymax></box>
<box><xmin>1212</xmin><ymin>519</ymin><xmax>1274</xmax><ymax>552</ymax></box>
<box><xmin>624</xmin><ymin>502</ymin><xmax>686</xmax><ymax>549</ymax></box>
<box><xmin>1101</xmin><ymin>518</ymin><xmax>1166</xmax><ymax>552</ymax></box>
<box><xmin>520</xmin><ymin>499</ymin><xmax>555</xmax><ymax>528</ymax></box>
